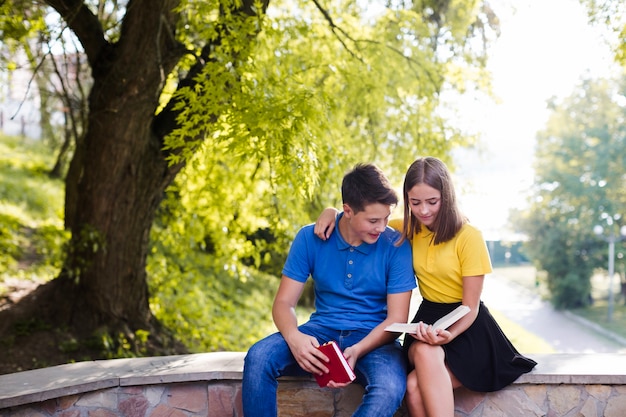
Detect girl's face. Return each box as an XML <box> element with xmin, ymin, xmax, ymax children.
<box><xmin>407</xmin><ymin>183</ymin><xmax>441</xmax><ymax>228</ymax></box>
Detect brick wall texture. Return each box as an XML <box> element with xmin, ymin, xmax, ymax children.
<box><xmin>1</xmin><ymin>379</ymin><xmax>626</xmax><ymax>417</ymax></box>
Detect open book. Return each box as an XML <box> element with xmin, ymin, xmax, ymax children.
<box><xmin>384</xmin><ymin>305</ymin><xmax>470</xmax><ymax>334</ymax></box>
<box><xmin>314</xmin><ymin>341</ymin><xmax>356</xmax><ymax>387</ymax></box>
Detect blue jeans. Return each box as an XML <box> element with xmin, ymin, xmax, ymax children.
<box><xmin>242</xmin><ymin>322</ymin><xmax>407</xmax><ymax>417</ymax></box>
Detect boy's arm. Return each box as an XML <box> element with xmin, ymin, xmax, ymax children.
<box><xmin>341</xmin><ymin>290</ymin><xmax>412</xmax><ymax>366</ymax></box>
<box><xmin>272</xmin><ymin>276</ymin><xmax>330</xmax><ymax>375</ymax></box>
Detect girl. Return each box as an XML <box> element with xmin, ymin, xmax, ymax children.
<box><xmin>315</xmin><ymin>157</ymin><xmax>536</xmax><ymax>417</ymax></box>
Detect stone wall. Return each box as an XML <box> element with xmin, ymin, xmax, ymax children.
<box><xmin>1</xmin><ymin>352</ymin><xmax>625</xmax><ymax>416</ymax></box>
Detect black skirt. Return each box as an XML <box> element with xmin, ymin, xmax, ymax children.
<box><xmin>403</xmin><ymin>299</ymin><xmax>537</xmax><ymax>392</ymax></box>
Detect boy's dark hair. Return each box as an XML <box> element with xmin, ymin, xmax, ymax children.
<box><xmin>341</xmin><ymin>163</ymin><xmax>398</xmax><ymax>213</ymax></box>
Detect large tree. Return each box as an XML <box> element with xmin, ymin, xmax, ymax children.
<box><xmin>0</xmin><ymin>0</ymin><xmax>498</xmax><ymax>358</ymax></box>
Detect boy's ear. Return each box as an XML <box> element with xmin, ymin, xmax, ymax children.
<box><xmin>342</xmin><ymin>203</ymin><xmax>353</xmax><ymax>218</ymax></box>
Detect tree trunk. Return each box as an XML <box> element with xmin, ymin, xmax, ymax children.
<box><xmin>61</xmin><ymin>1</ymin><xmax>186</xmax><ymax>349</ymax></box>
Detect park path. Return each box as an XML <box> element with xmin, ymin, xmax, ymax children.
<box><xmin>481</xmin><ymin>271</ymin><xmax>626</xmax><ymax>354</ymax></box>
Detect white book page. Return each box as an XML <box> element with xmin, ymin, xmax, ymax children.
<box><xmin>432</xmin><ymin>305</ymin><xmax>470</xmax><ymax>330</ymax></box>
<box><xmin>384</xmin><ymin>322</ymin><xmax>419</xmax><ymax>334</ymax></box>
<box><xmin>330</xmin><ymin>341</ymin><xmax>356</xmax><ymax>379</ymax></box>
<box><xmin>384</xmin><ymin>305</ymin><xmax>470</xmax><ymax>333</ymax></box>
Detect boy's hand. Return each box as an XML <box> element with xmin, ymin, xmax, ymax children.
<box><xmin>342</xmin><ymin>345</ymin><xmax>358</xmax><ymax>370</ymax></box>
<box><xmin>286</xmin><ymin>332</ymin><xmax>329</xmax><ymax>375</ymax></box>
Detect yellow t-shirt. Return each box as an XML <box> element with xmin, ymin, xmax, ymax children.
<box><xmin>388</xmin><ymin>219</ymin><xmax>492</xmax><ymax>303</ymax></box>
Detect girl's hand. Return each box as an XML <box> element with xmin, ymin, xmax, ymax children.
<box><xmin>327</xmin><ymin>380</ymin><xmax>353</xmax><ymax>388</ymax></box>
<box><xmin>314</xmin><ymin>207</ymin><xmax>340</xmax><ymax>240</ymax></box>
<box><xmin>410</xmin><ymin>322</ymin><xmax>452</xmax><ymax>345</ymax></box>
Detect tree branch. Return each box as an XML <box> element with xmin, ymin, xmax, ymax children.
<box><xmin>45</xmin><ymin>0</ymin><xmax>108</xmax><ymax>66</ymax></box>
<box><xmin>311</xmin><ymin>0</ymin><xmax>364</xmax><ymax>63</ymax></box>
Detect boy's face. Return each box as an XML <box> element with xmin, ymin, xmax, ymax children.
<box><xmin>342</xmin><ymin>202</ymin><xmax>392</xmax><ymax>246</ymax></box>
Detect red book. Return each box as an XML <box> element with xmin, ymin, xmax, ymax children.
<box><xmin>314</xmin><ymin>341</ymin><xmax>356</xmax><ymax>387</ymax></box>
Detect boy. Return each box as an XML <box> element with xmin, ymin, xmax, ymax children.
<box><xmin>242</xmin><ymin>163</ymin><xmax>416</xmax><ymax>417</ymax></box>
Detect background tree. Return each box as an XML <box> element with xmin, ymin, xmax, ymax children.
<box><xmin>0</xmin><ymin>0</ymin><xmax>498</xmax><ymax>361</ymax></box>
<box><xmin>580</xmin><ymin>0</ymin><xmax>626</xmax><ymax>65</ymax></box>
<box><xmin>0</xmin><ymin>1</ymin><xmax>90</xmax><ymax>178</ymax></box>
<box><xmin>516</xmin><ymin>76</ymin><xmax>626</xmax><ymax>308</ymax></box>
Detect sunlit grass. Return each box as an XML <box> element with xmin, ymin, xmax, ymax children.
<box><xmin>0</xmin><ymin>135</ymin><xmax>67</xmax><ymax>286</ymax></box>
<box><xmin>490</xmin><ymin>308</ymin><xmax>556</xmax><ymax>354</ymax></box>
<box><xmin>0</xmin><ymin>136</ymin><xmax>65</xmax><ymax>228</ymax></box>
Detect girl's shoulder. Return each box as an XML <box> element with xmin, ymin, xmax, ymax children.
<box><xmin>388</xmin><ymin>218</ymin><xmax>403</xmax><ymax>231</ymax></box>
<box><xmin>456</xmin><ymin>222</ymin><xmax>487</xmax><ymax>243</ymax></box>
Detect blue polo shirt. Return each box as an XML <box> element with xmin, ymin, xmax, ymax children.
<box><xmin>282</xmin><ymin>214</ymin><xmax>416</xmax><ymax>330</ymax></box>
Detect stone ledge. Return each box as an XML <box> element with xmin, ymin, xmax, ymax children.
<box><xmin>1</xmin><ymin>352</ymin><xmax>625</xmax><ymax>410</ymax></box>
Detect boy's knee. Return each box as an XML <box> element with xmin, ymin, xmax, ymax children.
<box><xmin>375</xmin><ymin>373</ymin><xmax>406</xmax><ymax>404</ymax></box>
<box><xmin>244</xmin><ymin>342</ymin><xmax>265</xmax><ymax>370</ymax></box>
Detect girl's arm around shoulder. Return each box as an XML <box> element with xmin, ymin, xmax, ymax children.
<box><xmin>314</xmin><ymin>207</ymin><xmax>340</xmax><ymax>240</ymax></box>
<box><xmin>387</xmin><ymin>217</ymin><xmax>403</xmax><ymax>232</ymax></box>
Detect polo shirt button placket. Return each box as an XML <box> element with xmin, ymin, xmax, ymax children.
<box><xmin>346</xmin><ymin>248</ymin><xmax>355</xmax><ymax>289</ymax></box>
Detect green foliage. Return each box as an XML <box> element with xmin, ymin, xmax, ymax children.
<box><xmin>63</xmin><ymin>224</ymin><xmax>107</xmax><ymax>283</ymax></box>
<box><xmin>158</xmin><ymin>0</ymin><xmax>500</xmax><ymax>278</ymax></box>
<box><xmin>0</xmin><ymin>0</ymin><xmax>46</xmax><ymax>52</ymax></box>
<box><xmin>154</xmin><ymin>0</ymin><xmax>501</xmax><ymax>351</ymax></box>
<box><xmin>580</xmin><ymin>0</ymin><xmax>626</xmax><ymax>66</ymax></box>
<box><xmin>517</xmin><ymin>76</ymin><xmax>626</xmax><ymax>309</ymax></box>
<box><xmin>94</xmin><ymin>329</ymin><xmax>151</xmax><ymax>359</ymax></box>
<box><xmin>0</xmin><ymin>135</ymin><xmax>68</xmax><ymax>284</ymax></box>
<box><xmin>147</xmin><ymin>230</ymin><xmax>278</xmax><ymax>352</ymax></box>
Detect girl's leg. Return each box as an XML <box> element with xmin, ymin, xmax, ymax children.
<box><xmin>407</xmin><ymin>342</ymin><xmax>455</xmax><ymax>417</ymax></box>
<box><xmin>405</xmin><ymin>369</ymin><xmax>426</xmax><ymax>417</ymax></box>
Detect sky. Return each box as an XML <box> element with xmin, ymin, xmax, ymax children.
<box><xmin>452</xmin><ymin>0</ymin><xmax>619</xmax><ymax>241</ymax></box>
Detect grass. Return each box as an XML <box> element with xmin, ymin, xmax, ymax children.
<box><xmin>571</xmin><ymin>302</ymin><xmax>626</xmax><ymax>340</ymax></box>
<box><xmin>0</xmin><ymin>136</ymin><xmax>67</xmax><ymax>287</ymax></box>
